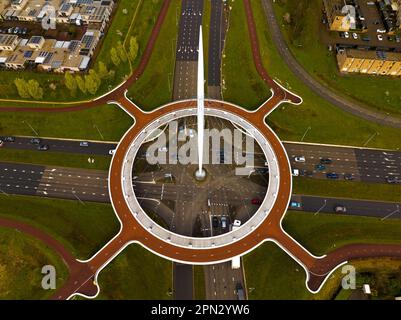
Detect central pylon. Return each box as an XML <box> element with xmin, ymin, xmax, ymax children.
<box><xmin>195</xmin><ymin>25</ymin><xmax>206</xmax><ymax>181</ymax></box>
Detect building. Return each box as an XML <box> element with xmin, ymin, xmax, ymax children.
<box><xmin>337</xmin><ymin>48</ymin><xmax>401</xmax><ymax>76</ymax></box>
<box><xmin>323</xmin><ymin>0</ymin><xmax>356</xmax><ymax>31</ymax></box>
<box><xmin>0</xmin><ymin>29</ymin><xmax>99</xmax><ymax>72</ymax></box>
<box><xmin>0</xmin><ymin>34</ymin><xmax>20</xmax><ymax>51</ymax></box>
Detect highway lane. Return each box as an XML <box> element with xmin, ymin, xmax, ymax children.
<box><xmin>0</xmin><ymin>162</ymin><xmax>109</xmax><ymax>202</ymax></box>
<box><xmin>3</xmin><ymin>137</ymin><xmax>400</xmax><ymax>184</ymax></box>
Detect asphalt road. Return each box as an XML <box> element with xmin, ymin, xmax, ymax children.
<box><xmin>260</xmin><ymin>0</ymin><xmax>401</xmax><ymax>129</ymax></box>
<box><xmin>2</xmin><ymin>136</ymin><xmax>401</xmax><ymax>184</ymax></box>
<box><xmin>291</xmin><ymin>194</ymin><xmax>401</xmax><ymax>220</ymax></box>
<box><xmin>171</xmin><ymin>0</ymin><xmax>204</xmax><ymax>300</ymax></box>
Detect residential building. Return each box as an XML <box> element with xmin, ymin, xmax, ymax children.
<box><xmin>323</xmin><ymin>0</ymin><xmax>356</xmax><ymax>31</ymax></box>
<box><xmin>0</xmin><ymin>34</ymin><xmax>20</xmax><ymax>51</ymax></box>
<box><xmin>337</xmin><ymin>48</ymin><xmax>401</xmax><ymax>76</ymax></box>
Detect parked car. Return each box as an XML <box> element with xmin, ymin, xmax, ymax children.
<box><xmin>294</xmin><ymin>156</ymin><xmax>306</xmax><ymax>163</ymax></box>
<box><xmin>344</xmin><ymin>31</ymin><xmax>350</xmax><ymax>38</ymax></box>
<box><xmin>315</xmin><ymin>164</ymin><xmax>326</xmax><ymax>171</ymax></box>
<box><xmin>212</xmin><ymin>216</ymin><xmax>219</xmax><ymax>228</ymax></box>
<box><xmin>109</xmin><ymin>149</ymin><xmax>116</xmax><ymax>155</ymax></box>
<box><xmin>0</xmin><ymin>140</ymin><xmax>3</xmax><ymax>148</ymax></box>
<box><xmin>30</xmin><ymin>138</ymin><xmax>41</xmax><ymax>145</ymax></box>
<box><xmin>377</xmin><ymin>34</ymin><xmax>384</xmax><ymax>41</ymax></box>
<box><xmin>292</xmin><ymin>168</ymin><xmax>300</xmax><ymax>176</ymax></box>
<box><xmin>79</xmin><ymin>141</ymin><xmax>89</xmax><ymax>147</ymax></box>
<box><xmin>344</xmin><ymin>173</ymin><xmax>355</xmax><ymax>181</ymax></box>
<box><xmin>221</xmin><ymin>216</ymin><xmax>227</xmax><ymax>229</ymax></box>
<box><xmin>290</xmin><ymin>201</ymin><xmax>302</xmax><ymax>209</ymax></box>
<box><xmin>320</xmin><ymin>158</ymin><xmax>332</xmax><ymax>165</ymax></box>
<box><xmin>37</xmin><ymin>144</ymin><xmax>49</xmax><ymax>151</ymax></box>
<box><xmin>334</xmin><ymin>205</ymin><xmax>347</xmax><ymax>213</ymax></box>
<box><xmin>2</xmin><ymin>136</ymin><xmax>15</xmax><ymax>142</ymax></box>
<box><xmin>326</xmin><ymin>172</ymin><xmax>339</xmax><ymax>179</ymax></box>
<box><xmin>300</xmin><ymin>169</ymin><xmax>313</xmax><ymax>177</ymax></box>
<box><xmin>377</xmin><ymin>28</ymin><xmax>386</xmax><ymax>33</ymax></box>
<box><xmin>352</xmin><ymin>33</ymin><xmax>358</xmax><ymax>40</ymax></box>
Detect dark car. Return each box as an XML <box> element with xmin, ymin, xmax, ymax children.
<box><xmin>315</xmin><ymin>164</ymin><xmax>326</xmax><ymax>171</ymax></box>
<box><xmin>344</xmin><ymin>173</ymin><xmax>355</xmax><ymax>181</ymax></box>
<box><xmin>30</xmin><ymin>138</ymin><xmax>41</xmax><ymax>145</ymax></box>
<box><xmin>300</xmin><ymin>169</ymin><xmax>313</xmax><ymax>177</ymax></box>
<box><xmin>334</xmin><ymin>205</ymin><xmax>347</xmax><ymax>213</ymax></box>
<box><xmin>326</xmin><ymin>172</ymin><xmax>339</xmax><ymax>179</ymax></box>
<box><xmin>37</xmin><ymin>144</ymin><xmax>49</xmax><ymax>151</ymax></box>
<box><xmin>212</xmin><ymin>216</ymin><xmax>219</xmax><ymax>229</ymax></box>
<box><xmin>2</xmin><ymin>136</ymin><xmax>15</xmax><ymax>142</ymax></box>
<box><xmin>320</xmin><ymin>158</ymin><xmax>332</xmax><ymax>165</ymax></box>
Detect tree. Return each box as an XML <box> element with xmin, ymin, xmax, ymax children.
<box><xmin>14</xmin><ymin>78</ymin><xmax>30</xmax><ymax>99</ymax></box>
<box><xmin>76</xmin><ymin>75</ymin><xmax>86</xmax><ymax>94</ymax></box>
<box><xmin>64</xmin><ymin>72</ymin><xmax>77</xmax><ymax>96</ymax></box>
<box><xmin>27</xmin><ymin>79</ymin><xmax>43</xmax><ymax>100</ymax></box>
<box><xmin>97</xmin><ymin>61</ymin><xmax>109</xmax><ymax>79</ymax></box>
<box><xmin>129</xmin><ymin>36</ymin><xmax>139</xmax><ymax>61</ymax></box>
<box><xmin>110</xmin><ymin>47</ymin><xmax>121</xmax><ymax>67</ymax></box>
<box><xmin>117</xmin><ymin>41</ymin><xmax>127</xmax><ymax>62</ymax></box>
<box><xmin>85</xmin><ymin>69</ymin><xmax>101</xmax><ymax>95</ymax></box>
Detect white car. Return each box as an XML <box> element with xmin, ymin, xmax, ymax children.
<box><xmin>294</xmin><ymin>156</ymin><xmax>306</xmax><ymax>163</ymax></box>
<box><xmin>158</xmin><ymin>146</ymin><xmax>168</xmax><ymax>152</ymax></box>
<box><xmin>377</xmin><ymin>34</ymin><xmax>383</xmax><ymax>41</ymax></box>
<box><xmin>292</xmin><ymin>169</ymin><xmax>300</xmax><ymax>177</ymax></box>
<box><xmin>352</xmin><ymin>33</ymin><xmax>358</xmax><ymax>40</ymax></box>
<box><xmin>377</xmin><ymin>28</ymin><xmax>386</xmax><ymax>33</ymax></box>
<box><xmin>108</xmin><ymin>149</ymin><xmax>116</xmax><ymax>155</ymax></box>
<box><xmin>344</xmin><ymin>31</ymin><xmax>350</xmax><ymax>38</ymax></box>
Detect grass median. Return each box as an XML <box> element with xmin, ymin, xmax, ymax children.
<box><xmin>293</xmin><ymin>178</ymin><xmax>401</xmax><ymax>203</ymax></box>
<box><xmin>0</xmin><ymin>226</ymin><xmax>69</xmax><ymax>299</ymax></box>
<box><xmin>244</xmin><ymin>211</ymin><xmax>401</xmax><ymax>299</ymax></box>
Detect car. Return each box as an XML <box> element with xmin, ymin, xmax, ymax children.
<box><xmin>221</xmin><ymin>216</ymin><xmax>227</xmax><ymax>229</ymax></box>
<box><xmin>212</xmin><ymin>216</ymin><xmax>219</xmax><ymax>228</ymax></box>
<box><xmin>292</xmin><ymin>168</ymin><xmax>300</xmax><ymax>176</ymax></box>
<box><xmin>344</xmin><ymin>31</ymin><xmax>350</xmax><ymax>38</ymax></box>
<box><xmin>0</xmin><ymin>140</ymin><xmax>3</xmax><ymax>148</ymax></box>
<box><xmin>326</xmin><ymin>172</ymin><xmax>339</xmax><ymax>179</ymax></box>
<box><xmin>2</xmin><ymin>136</ymin><xmax>15</xmax><ymax>142</ymax></box>
<box><xmin>377</xmin><ymin>28</ymin><xmax>386</xmax><ymax>34</ymax></box>
<box><xmin>22</xmin><ymin>27</ymin><xmax>28</xmax><ymax>35</ymax></box>
<box><xmin>300</xmin><ymin>169</ymin><xmax>313</xmax><ymax>177</ymax></box>
<box><xmin>13</xmin><ymin>27</ymin><xmax>19</xmax><ymax>34</ymax></box>
<box><xmin>320</xmin><ymin>158</ymin><xmax>332</xmax><ymax>165</ymax></box>
<box><xmin>79</xmin><ymin>141</ymin><xmax>89</xmax><ymax>147</ymax></box>
<box><xmin>339</xmin><ymin>31</ymin><xmax>345</xmax><ymax>38</ymax></box>
<box><xmin>109</xmin><ymin>149</ymin><xmax>116</xmax><ymax>155</ymax></box>
<box><xmin>334</xmin><ymin>205</ymin><xmax>347</xmax><ymax>213</ymax></box>
<box><xmin>251</xmin><ymin>198</ymin><xmax>262</xmax><ymax>205</ymax></box>
<box><xmin>377</xmin><ymin>34</ymin><xmax>383</xmax><ymax>41</ymax></box>
<box><xmin>30</xmin><ymin>138</ymin><xmax>41</xmax><ymax>145</ymax></box>
<box><xmin>37</xmin><ymin>144</ymin><xmax>49</xmax><ymax>151</ymax></box>
<box><xmin>344</xmin><ymin>173</ymin><xmax>355</xmax><ymax>181</ymax></box>
<box><xmin>290</xmin><ymin>201</ymin><xmax>302</xmax><ymax>209</ymax></box>
<box><xmin>396</xmin><ymin>35</ymin><xmax>401</xmax><ymax>43</ymax></box>
<box><xmin>158</xmin><ymin>146</ymin><xmax>168</xmax><ymax>152</ymax></box>
<box><xmin>352</xmin><ymin>33</ymin><xmax>358</xmax><ymax>40</ymax></box>
<box><xmin>386</xmin><ymin>176</ymin><xmax>400</xmax><ymax>184</ymax></box>
<box><xmin>294</xmin><ymin>156</ymin><xmax>306</xmax><ymax>163</ymax></box>
<box><xmin>315</xmin><ymin>164</ymin><xmax>326</xmax><ymax>171</ymax></box>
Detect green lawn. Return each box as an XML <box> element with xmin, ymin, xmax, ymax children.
<box><xmin>95</xmin><ymin>244</ymin><xmax>172</xmax><ymax>300</ymax></box>
<box><xmin>0</xmin><ymin>149</ymin><xmax>112</xmax><ymax>171</ymax></box>
<box><xmin>0</xmin><ymin>227</ymin><xmax>68</xmax><ymax>299</ymax></box>
<box><xmin>273</xmin><ymin>0</ymin><xmax>401</xmax><ymax>118</ymax></box>
<box><xmin>221</xmin><ymin>0</ymin><xmax>401</xmax><ymax>150</ymax></box>
<box><xmin>244</xmin><ymin>211</ymin><xmax>401</xmax><ymax>299</ymax></box>
<box><xmin>127</xmin><ymin>0</ymin><xmax>181</xmax><ymax>110</ymax></box>
<box><xmin>0</xmin><ymin>0</ymin><xmax>162</xmax><ymax>104</ymax></box>
<box><xmin>293</xmin><ymin>178</ymin><xmax>401</xmax><ymax>203</ymax></box>
<box><xmin>222</xmin><ymin>1</ymin><xmax>271</xmax><ymax>109</ymax></box>
<box><xmin>0</xmin><ymin>195</ymin><xmax>119</xmax><ymax>259</ymax></box>
<box><xmin>0</xmin><ymin>104</ymin><xmax>132</xmax><ymax>141</ymax></box>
